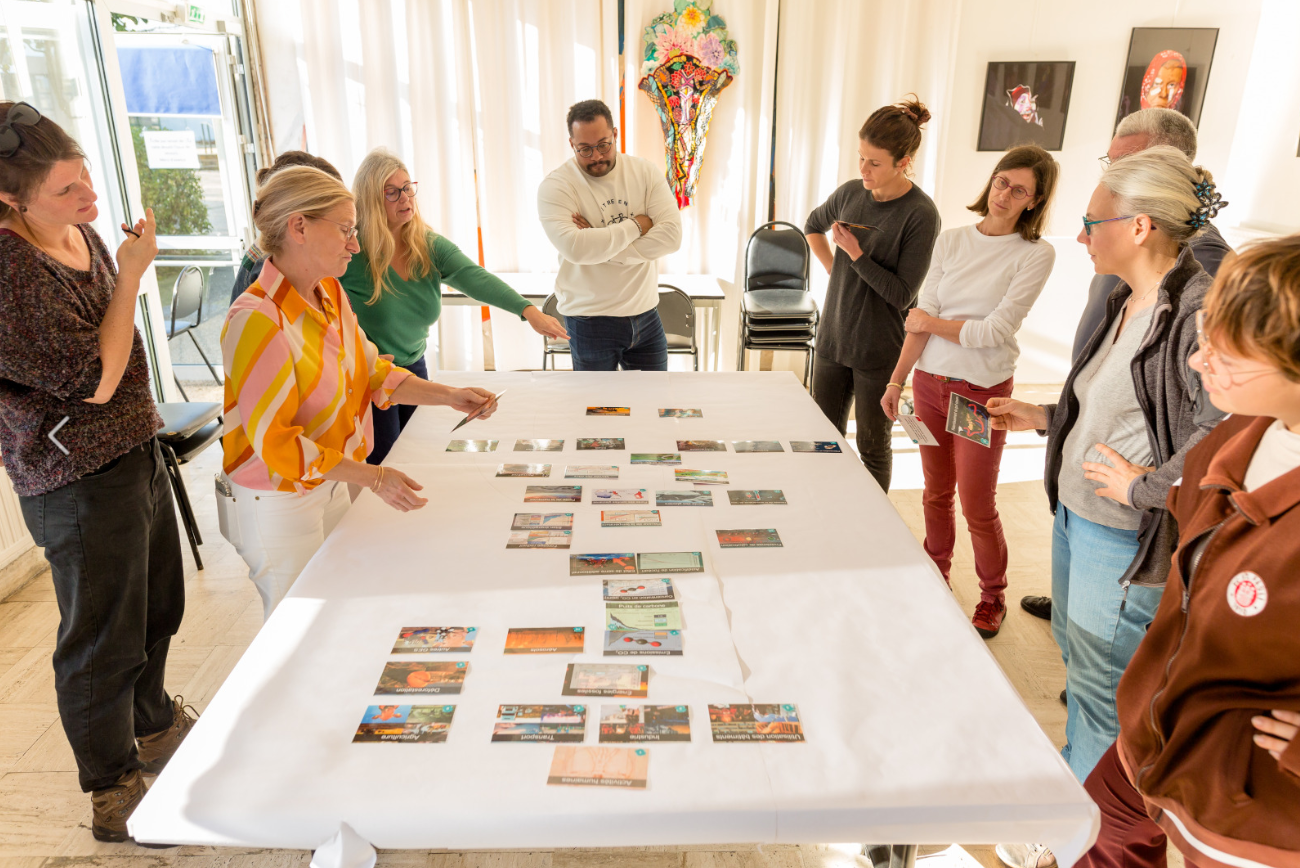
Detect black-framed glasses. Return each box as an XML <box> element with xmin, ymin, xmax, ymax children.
<box><xmin>991</xmin><ymin>175</ymin><xmax>1032</xmax><ymax>200</ymax></box>
<box><xmin>1081</xmin><ymin>214</ymin><xmax>1134</xmax><ymax>236</ymax></box>
<box><xmin>0</xmin><ymin>102</ymin><xmax>41</xmax><ymax>158</ymax></box>
<box><xmin>383</xmin><ymin>182</ymin><xmax>418</xmax><ymax>202</ymax></box>
<box><xmin>572</xmin><ymin>138</ymin><xmax>615</xmax><ymax>159</ymax></box>
<box><xmin>309</xmin><ymin>216</ymin><xmax>359</xmax><ymax>240</ymax></box>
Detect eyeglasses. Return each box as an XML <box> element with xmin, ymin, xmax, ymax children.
<box><xmin>309</xmin><ymin>216</ymin><xmax>359</xmax><ymax>240</ymax></box>
<box><xmin>1098</xmin><ymin>154</ymin><xmax>1112</xmax><ymax>167</ymax></box>
<box><xmin>572</xmin><ymin>138</ymin><xmax>615</xmax><ymax>159</ymax></box>
<box><xmin>383</xmin><ymin>182</ymin><xmax>418</xmax><ymax>203</ymax></box>
<box><xmin>991</xmin><ymin>175</ymin><xmax>1032</xmax><ymax>201</ymax></box>
<box><xmin>1081</xmin><ymin>214</ymin><xmax>1135</xmax><ymax>236</ymax></box>
<box><xmin>0</xmin><ymin>102</ymin><xmax>41</xmax><ymax>158</ymax></box>
<box><xmin>1194</xmin><ymin>310</ymin><xmax>1275</xmax><ymax>389</ymax></box>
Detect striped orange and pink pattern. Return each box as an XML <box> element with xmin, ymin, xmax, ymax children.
<box><xmin>220</xmin><ymin>258</ymin><xmax>411</xmax><ymax>493</ymax></box>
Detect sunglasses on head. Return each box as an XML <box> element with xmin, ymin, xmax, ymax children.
<box><xmin>0</xmin><ymin>102</ymin><xmax>42</xmax><ymax>158</ymax></box>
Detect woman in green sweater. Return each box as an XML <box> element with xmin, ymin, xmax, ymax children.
<box><xmin>341</xmin><ymin>148</ymin><xmax>567</xmax><ymax>463</ymax></box>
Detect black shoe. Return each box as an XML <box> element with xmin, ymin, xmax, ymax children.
<box><xmin>1020</xmin><ymin>595</ymin><xmax>1052</xmax><ymax>621</ymax></box>
<box><xmin>1059</xmin><ymin>688</ymin><xmax>1067</xmax><ymax>706</ymax></box>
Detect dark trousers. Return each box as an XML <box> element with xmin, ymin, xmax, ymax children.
<box><xmin>813</xmin><ymin>356</ymin><xmax>894</xmax><ymax>491</ymax></box>
<box><xmin>563</xmin><ymin>309</ymin><xmax>668</xmax><ymax>371</ymax></box>
<box><xmin>1076</xmin><ymin>743</ymin><xmax>1195</xmax><ymax>868</ymax></box>
<box><xmin>18</xmin><ymin>439</ymin><xmax>186</xmax><ymax>792</ymax></box>
<box><xmin>367</xmin><ymin>354</ymin><xmax>428</xmax><ymax>465</ymax></box>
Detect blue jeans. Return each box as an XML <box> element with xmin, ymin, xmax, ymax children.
<box><xmin>1051</xmin><ymin>505</ymin><xmax>1162</xmax><ymax>781</ymax></box>
<box><xmin>367</xmin><ymin>354</ymin><xmax>428</xmax><ymax>465</ymax></box>
<box><xmin>563</xmin><ymin>309</ymin><xmax>668</xmax><ymax>371</ymax></box>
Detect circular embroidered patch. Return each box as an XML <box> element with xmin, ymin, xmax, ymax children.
<box><xmin>1226</xmin><ymin>572</ymin><xmax>1268</xmax><ymax>617</ymax></box>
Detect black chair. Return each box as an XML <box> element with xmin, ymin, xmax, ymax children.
<box><xmin>167</xmin><ymin>266</ymin><xmax>221</xmax><ymax>400</ymax></box>
<box><xmin>541</xmin><ymin>287</ymin><xmax>699</xmax><ymax>370</ymax></box>
<box><xmin>738</xmin><ymin>221</ymin><xmax>818</xmax><ymax>388</ymax></box>
<box><xmin>156</xmin><ymin>402</ymin><xmax>223</xmax><ymax>571</ymax></box>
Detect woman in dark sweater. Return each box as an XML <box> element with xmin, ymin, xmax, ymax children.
<box><xmin>0</xmin><ymin>102</ymin><xmax>192</xmax><ymax>844</ymax></box>
<box><xmin>804</xmin><ymin>96</ymin><xmax>942</xmax><ymax>492</ymax></box>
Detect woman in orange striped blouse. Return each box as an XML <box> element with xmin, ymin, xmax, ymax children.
<box><xmin>221</xmin><ymin>165</ymin><xmax>497</xmax><ymax>619</ymax></box>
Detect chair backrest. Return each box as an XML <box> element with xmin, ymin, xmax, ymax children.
<box><xmin>171</xmin><ymin>266</ymin><xmax>205</xmax><ymax>330</ymax></box>
<box><xmin>655</xmin><ymin>285</ymin><xmax>694</xmax><ymax>343</ymax></box>
<box><xmin>744</xmin><ymin>221</ymin><xmax>810</xmax><ymax>292</ymax></box>
<box><xmin>542</xmin><ymin>293</ymin><xmax>561</xmax><ymax>319</ymax></box>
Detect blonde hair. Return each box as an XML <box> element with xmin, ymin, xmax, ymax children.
<box><xmin>253</xmin><ymin>165</ymin><xmax>354</xmax><ymax>256</ymax></box>
<box><xmin>1098</xmin><ymin>145</ymin><xmax>1219</xmax><ymax>244</ymax></box>
<box><xmin>1203</xmin><ymin>234</ymin><xmax>1300</xmax><ymax>383</ymax></box>
<box><xmin>353</xmin><ymin>148</ymin><xmax>435</xmax><ymax>304</ymax></box>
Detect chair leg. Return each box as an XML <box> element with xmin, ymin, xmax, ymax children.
<box><xmin>159</xmin><ymin>441</ymin><xmax>204</xmax><ymax>570</ymax></box>
<box><xmin>173</xmin><ymin>375</ymin><xmax>190</xmax><ymax>402</ymax></box>
<box><xmin>188</xmin><ymin>331</ymin><xmax>223</xmax><ymax>386</ymax></box>
<box><xmin>693</xmin><ymin>348</ymin><xmax>699</xmax><ymax>371</ymax></box>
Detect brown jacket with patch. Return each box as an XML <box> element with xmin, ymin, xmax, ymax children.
<box><xmin>1116</xmin><ymin>414</ymin><xmax>1300</xmax><ymax>868</ymax></box>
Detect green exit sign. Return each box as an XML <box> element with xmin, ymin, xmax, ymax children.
<box><xmin>186</xmin><ymin>4</ymin><xmax>206</xmax><ymax>25</ymax></box>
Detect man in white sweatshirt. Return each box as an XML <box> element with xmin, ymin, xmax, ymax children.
<box><xmin>537</xmin><ymin>99</ymin><xmax>683</xmax><ymax>370</ymax></box>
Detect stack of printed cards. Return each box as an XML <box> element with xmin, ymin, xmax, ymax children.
<box><xmin>547</xmin><ymin>745</ymin><xmax>648</xmax><ymax>788</ymax></box>
<box><xmin>562</xmin><ymin>663</ymin><xmax>649</xmax><ymax>697</ymax></box>
<box><xmin>497</xmin><ymin>463</ymin><xmax>550</xmax><ymax>477</ymax></box>
<box><xmin>600</xmin><ymin>705</ymin><xmax>690</xmax><ymax>742</ymax></box>
<box><xmin>374</xmin><ymin>661</ymin><xmax>468</xmax><ymax>695</ymax></box>
<box><xmin>790</xmin><ymin>441</ymin><xmax>842</xmax><ymax>453</ymax></box>
<box><xmin>491</xmin><ymin>704</ymin><xmax>586</xmax><ymax>742</ymax></box>
<box><xmin>707</xmin><ymin>704</ymin><xmax>805</xmax><ymax>742</ymax></box>
<box><xmin>565</xmin><ymin>465</ymin><xmax>618</xmax><ymax>478</ymax></box>
<box><xmin>631</xmin><ymin>453</ymin><xmax>681</xmax><ymax>465</ymax></box>
<box><xmin>515</xmin><ymin>439</ymin><xmax>565</xmax><ymax>452</ymax></box>
<box><xmin>658</xmin><ymin>408</ymin><xmax>702</xmax><ymax>418</ymax></box>
<box><xmin>446</xmin><ymin>440</ymin><xmax>497</xmax><ymax>452</ymax></box>
<box><xmin>726</xmin><ymin>490</ymin><xmax>786</xmax><ymax>505</ymax></box>
<box><xmin>391</xmin><ymin>626</ymin><xmax>476</xmax><ymax>654</ymax></box>
<box><xmin>577</xmin><ymin>437</ymin><xmax>625</xmax><ymax>450</ymax></box>
<box><xmin>656</xmin><ymin>490</ymin><xmax>713</xmax><ymax>507</ymax></box>
<box><xmin>503</xmin><ymin>627</ymin><xmax>585</xmax><ymax>654</ymax></box>
<box><xmin>592</xmin><ymin>488</ymin><xmax>648</xmax><ymax>504</ymax></box>
<box><xmin>524</xmin><ymin>485</ymin><xmax>582</xmax><ymax>502</ymax></box>
<box><xmin>600</xmin><ymin>510</ymin><xmax>661</xmax><ymax>528</ymax></box>
<box><xmin>731</xmin><ymin>440</ymin><xmax>783</xmax><ymax>452</ymax></box>
<box><xmin>716</xmin><ymin>528</ymin><xmax>783</xmax><ymax>548</ymax></box>
<box><xmin>354</xmin><ymin>705</ymin><xmax>456</xmax><ymax>743</ymax></box>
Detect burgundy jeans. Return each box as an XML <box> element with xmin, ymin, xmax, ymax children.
<box><xmin>1076</xmin><ymin>743</ymin><xmax>1196</xmax><ymax>868</ymax></box>
<box><xmin>912</xmin><ymin>371</ymin><xmax>1013</xmax><ymax>605</ymax></box>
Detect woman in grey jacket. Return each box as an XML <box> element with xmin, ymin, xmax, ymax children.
<box><xmin>986</xmin><ymin>147</ymin><xmax>1226</xmax><ymax>787</ymax></box>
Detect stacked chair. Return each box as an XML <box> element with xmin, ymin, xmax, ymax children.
<box><xmin>737</xmin><ymin>221</ymin><xmax>818</xmax><ymax>389</ymax></box>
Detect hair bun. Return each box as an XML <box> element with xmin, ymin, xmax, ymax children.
<box><xmin>899</xmin><ymin>96</ymin><xmax>931</xmax><ymax>127</ymax></box>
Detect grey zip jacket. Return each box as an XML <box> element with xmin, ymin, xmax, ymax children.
<box><xmin>1041</xmin><ymin>244</ymin><xmax>1223</xmax><ymax>588</ymax></box>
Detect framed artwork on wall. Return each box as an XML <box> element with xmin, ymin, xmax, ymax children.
<box><xmin>1114</xmin><ymin>27</ymin><xmax>1218</xmax><ymax>129</ymax></box>
<box><xmin>977</xmin><ymin>61</ymin><xmax>1076</xmax><ymax>151</ymax></box>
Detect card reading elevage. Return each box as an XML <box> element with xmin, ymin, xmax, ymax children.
<box><xmin>716</xmin><ymin>528</ymin><xmax>783</xmax><ymax>548</ymax></box>
<box><xmin>707</xmin><ymin>703</ymin><xmax>805</xmax><ymax>742</ymax></box>
<box><xmin>606</xmin><ymin>600</ymin><xmax>683</xmax><ymax>631</ymax></box>
<box><xmin>603</xmin><ymin>629</ymin><xmax>682</xmax><ymax>656</ymax></box>
<box><xmin>570</xmin><ymin>552</ymin><xmax>638</xmax><ymax>576</ymax></box>
<box><xmin>655</xmin><ymin>489</ymin><xmax>713</xmax><ymax>507</ymax></box>
<box><xmin>601</xmin><ymin>510</ymin><xmax>661</xmax><ymax>528</ymax></box>
<box><xmin>503</xmin><ymin>627</ymin><xmax>585</xmax><ymax>654</ymax></box>
<box><xmin>631</xmin><ymin>453</ymin><xmax>681</xmax><ymax>465</ymax></box>
<box><xmin>446</xmin><ymin>439</ymin><xmax>498</xmax><ymax>452</ymax></box>
<box><xmin>512</xmin><ymin>512</ymin><xmax>574</xmax><ymax>530</ymax></box>
<box><xmin>790</xmin><ymin>441</ymin><xmax>843</xmax><ymax>453</ymax></box>
<box><xmin>562</xmin><ymin>663</ymin><xmax>649</xmax><ymax>697</ymax></box>
<box><xmin>506</xmin><ymin>530</ymin><xmax>572</xmax><ymax>549</ymax></box>
<box><xmin>586</xmin><ymin>407</ymin><xmax>630</xmax><ymax>416</ymax></box>
<box><xmin>497</xmin><ymin>463</ymin><xmax>551</xmax><ymax>477</ymax></box>
<box><xmin>636</xmin><ymin>551</ymin><xmax>704</xmax><ymax>573</ymax></box>
<box><xmin>524</xmin><ymin>485</ymin><xmax>582</xmax><ymax>503</ymax></box>
<box><xmin>392</xmin><ymin>626</ymin><xmax>476</xmax><ymax>654</ymax></box>
<box><xmin>946</xmin><ymin>392</ymin><xmax>992</xmax><ymax>448</ymax></box>
<box><xmin>577</xmin><ymin>437</ymin><xmax>625</xmax><ymax>450</ymax></box>
<box><xmin>515</xmin><ymin>439</ymin><xmax>565</xmax><ymax>452</ymax></box>
<box><xmin>600</xmin><ymin>705</ymin><xmax>690</xmax><ymax>742</ymax></box>
<box><xmin>731</xmin><ymin>440</ymin><xmax>784</xmax><ymax>453</ymax></box>
<box><xmin>374</xmin><ymin>661</ymin><xmax>468</xmax><ymax>695</ymax></box>
<box><xmin>897</xmin><ymin>414</ymin><xmax>939</xmax><ymax>447</ymax></box>
<box><xmin>547</xmin><ymin>745</ymin><xmax>648</xmax><ymax>788</ymax></box>
<box><xmin>726</xmin><ymin>490</ymin><xmax>787</xmax><ymax>505</ymax></box>
<box><xmin>603</xmin><ymin>577</ymin><xmax>674</xmax><ymax>601</ymax></box>
<box><xmin>592</xmin><ymin>488</ymin><xmax>649</xmax><ymax>504</ymax></box>
<box><xmin>658</xmin><ymin>408</ymin><xmax>702</xmax><ymax>417</ymax></box>
<box><xmin>674</xmin><ymin>468</ymin><xmax>728</xmax><ymax>484</ymax></box>
<box><xmin>677</xmin><ymin>440</ymin><xmax>726</xmax><ymax>452</ymax></box>
<box><xmin>565</xmin><ymin>465</ymin><xmax>619</xmax><ymax>478</ymax></box>
<box><xmin>354</xmin><ymin>705</ymin><xmax>456</xmax><ymax>743</ymax></box>
<box><xmin>492</xmin><ymin>704</ymin><xmax>586</xmax><ymax>742</ymax></box>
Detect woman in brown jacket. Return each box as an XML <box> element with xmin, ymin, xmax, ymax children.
<box><xmin>1077</xmin><ymin>233</ymin><xmax>1300</xmax><ymax>868</ymax></box>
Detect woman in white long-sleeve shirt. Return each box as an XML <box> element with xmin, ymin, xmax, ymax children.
<box><xmin>882</xmin><ymin>144</ymin><xmax>1059</xmax><ymax>637</ymax></box>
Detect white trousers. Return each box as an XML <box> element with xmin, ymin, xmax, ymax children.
<box><xmin>229</xmin><ymin>480</ymin><xmax>351</xmax><ymax>621</ymax></box>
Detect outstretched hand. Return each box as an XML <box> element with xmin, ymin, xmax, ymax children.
<box><xmin>986</xmin><ymin>398</ymin><xmax>1048</xmax><ymax>432</ymax></box>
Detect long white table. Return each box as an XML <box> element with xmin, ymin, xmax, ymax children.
<box><xmin>131</xmin><ymin>372</ymin><xmax>1097</xmax><ymax>862</ymax></box>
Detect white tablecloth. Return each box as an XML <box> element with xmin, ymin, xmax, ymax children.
<box><xmin>131</xmin><ymin>372</ymin><xmax>1097</xmax><ymax>861</ymax></box>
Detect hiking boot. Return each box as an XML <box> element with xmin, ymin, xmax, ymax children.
<box><xmin>1020</xmin><ymin>595</ymin><xmax>1052</xmax><ymax>621</ymax></box>
<box><xmin>995</xmin><ymin>844</ymin><xmax>1057</xmax><ymax>868</ymax></box>
<box><xmin>972</xmin><ymin>600</ymin><xmax>1006</xmax><ymax>638</ymax></box>
<box><xmin>137</xmin><ymin>696</ymin><xmax>199</xmax><ymax>775</ymax></box>
<box><xmin>90</xmin><ymin>768</ymin><xmax>172</xmax><ymax>846</ymax></box>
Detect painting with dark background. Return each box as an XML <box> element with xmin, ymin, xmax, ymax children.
<box><xmin>978</xmin><ymin>61</ymin><xmax>1076</xmax><ymax>151</ymax></box>
<box><xmin>1115</xmin><ymin>27</ymin><xmax>1218</xmax><ymax>129</ymax></box>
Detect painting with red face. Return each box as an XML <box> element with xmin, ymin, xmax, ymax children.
<box><xmin>1114</xmin><ymin>28</ymin><xmax>1217</xmax><ymax>128</ymax></box>
<box><xmin>977</xmin><ymin>61</ymin><xmax>1075</xmax><ymax>151</ymax></box>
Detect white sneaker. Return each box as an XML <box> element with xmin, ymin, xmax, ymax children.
<box><xmin>995</xmin><ymin>844</ymin><xmax>1057</xmax><ymax>868</ymax></box>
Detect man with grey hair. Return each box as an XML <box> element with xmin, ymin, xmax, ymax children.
<box><xmin>1018</xmin><ymin>108</ymin><xmax>1232</xmax><ymax>627</ymax></box>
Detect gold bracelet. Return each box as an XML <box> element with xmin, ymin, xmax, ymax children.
<box><xmin>887</xmin><ymin>382</ymin><xmax>905</xmax><ymax>390</ymax></box>
<box><xmin>371</xmin><ymin>466</ymin><xmax>385</xmax><ymax>493</ymax></box>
